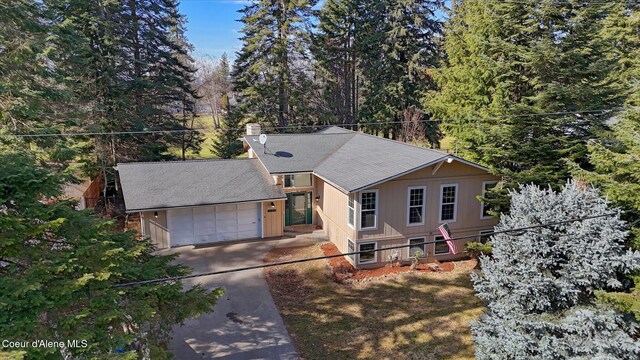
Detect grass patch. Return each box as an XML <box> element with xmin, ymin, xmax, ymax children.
<box><xmin>440</xmin><ymin>135</ymin><xmax>455</xmax><ymax>152</ymax></box>
<box><xmin>164</xmin><ymin>115</ymin><xmax>246</xmax><ymax>159</ymax></box>
<box><xmin>264</xmin><ymin>244</ymin><xmax>484</xmax><ymax>360</ymax></box>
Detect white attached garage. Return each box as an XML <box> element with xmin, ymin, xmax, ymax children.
<box><xmin>117</xmin><ymin>158</ymin><xmax>286</xmax><ymax>249</ymax></box>
<box><xmin>167</xmin><ymin>202</ymin><xmax>261</xmax><ymax>247</ymax></box>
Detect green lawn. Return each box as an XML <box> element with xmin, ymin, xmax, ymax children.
<box><xmin>165</xmin><ymin>115</ymin><xmax>247</xmax><ymax>159</ymax></box>
<box><xmin>264</xmin><ymin>245</ymin><xmax>483</xmax><ymax>360</ymax></box>
<box><xmin>440</xmin><ymin>135</ymin><xmax>455</xmax><ymax>152</ymax></box>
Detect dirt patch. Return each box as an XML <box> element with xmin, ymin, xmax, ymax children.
<box><xmin>319</xmin><ymin>242</ymin><xmax>461</xmax><ymax>283</ymax></box>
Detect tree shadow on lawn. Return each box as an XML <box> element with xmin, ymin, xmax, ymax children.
<box><xmin>266</xmin><ymin>265</ymin><xmax>484</xmax><ymax>360</ymax></box>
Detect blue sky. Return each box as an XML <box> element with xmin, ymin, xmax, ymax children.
<box><xmin>178</xmin><ymin>0</ymin><xmax>248</xmax><ymax>60</ymax></box>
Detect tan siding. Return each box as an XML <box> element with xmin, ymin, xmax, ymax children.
<box><xmin>354</xmin><ymin>229</ymin><xmax>489</xmax><ymax>269</ymax></box>
<box><xmin>351</xmin><ymin>161</ymin><xmax>499</xmax><ymax>266</ymax></box>
<box><xmin>141</xmin><ymin>211</ymin><xmax>168</xmax><ymax>249</ymax></box>
<box><xmin>262</xmin><ymin>200</ymin><xmax>284</xmax><ymax>238</ymax></box>
<box><xmin>315</xmin><ymin>176</ymin><xmax>356</xmax><ymax>258</ymax></box>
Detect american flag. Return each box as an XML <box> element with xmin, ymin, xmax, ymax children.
<box><xmin>438</xmin><ymin>223</ymin><xmax>458</xmax><ymax>254</ymax></box>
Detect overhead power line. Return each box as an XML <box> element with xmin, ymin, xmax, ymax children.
<box><xmin>0</xmin><ymin>107</ymin><xmax>625</xmax><ymax>138</ymax></box>
<box><xmin>111</xmin><ymin>212</ymin><xmax>617</xmax><ymax>288</ymax></box>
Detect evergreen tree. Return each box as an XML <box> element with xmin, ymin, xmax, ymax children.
<box><xmin>48</xmin><ymin>0</ymin><xmax>201</xmax><ymax>183</ymax></box>
<box><xmin>577</xmin><ymin>111</ymin><xmax>640</xmax><ymax>321</ymax></box>
<box><xmin>569</xmin><ymin>15</ymin><xmax>640</xmax><ymax>315</ymax></box>
<box><xmin>0</xmin><ymin>0</ymin><xmax>78</xmax><ymax>165</ymax></box>
<box><xmin>0</xmin><ymin>152</ymin><xmax>222</xmax><ymax>359</ymax></box>
<box><xmin>314</xmin><ymin>0</ymin><xmax>363</xmax><ymax>127</ymax></box>
<box><xmin>471</xmin><ymin>181</ymin><xmax>640</xmax><ymax>359</ymax></box>
<box><xmin>211</xmin><ymin>110</ymin><xmax>244</xmax><ymax>159</ymax></box>
<box><xmin>359</xmin><ymin>0</ymin><xmax>443</xmax><ymax>138</ymax></box>
<box><xmin>569</xmin><ymin>3</ymin><xmax>640</xmax><ymax>320</ymax></box>
<box><xmin>232</xmin><ymin>0</ymin><xmax>318</xmax><ymax>128</ymax></box>
<box><xmin>428</xmin><ymin>1</ymin><xmax>619</xmax><ymax>195</ymax></box>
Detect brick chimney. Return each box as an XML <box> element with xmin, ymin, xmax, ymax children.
<box><xmin>246</xmin><ymin>123</ymin><xmax>261</xmax><ymax>136</ymax></box>
<box><xmin>246</xmin><ymin>123</ymin><xmax>261</xmax><ymax>158</ymax></box>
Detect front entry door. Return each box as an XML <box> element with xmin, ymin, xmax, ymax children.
<box><xmin>290</xmin><ymin>193</ymin><xmax>307</xmax><ymax>225</ymax></box>
<box><xmin>285</xmin><ymin>192</ymin><xmax>311</xmax><ymax>226</ymax></box>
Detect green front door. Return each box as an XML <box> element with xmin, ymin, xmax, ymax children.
<box><xmin>285</xmin><ymin>192</ymin><xmax>312</xmax><ymax>226</ymax></box>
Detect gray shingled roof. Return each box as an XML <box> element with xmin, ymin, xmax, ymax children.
<box><xmin>117</xmin><ymin>159</ymin><xmax>285</xmax><ymax>212</ymax></box>
<box><xmin>314</xmin><ymin>133</ymin><xmax>450</xmax><ymax>192</ymax></box>
<box><xmin>244</xmin><ymin>133</ymin><xmax>355</xmax><ymax>173</ymax></box>
<box><xmin>315</xmin><ymin>126</ymin><xmax>354</xmax><ymax>134</ymax></box>
<box><xmin>245</xmin><ymin>129</ymin><xmax>461</xmax><ymax>193</ymax></box>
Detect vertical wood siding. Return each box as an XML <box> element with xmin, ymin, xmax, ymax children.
<box><xmin>262</xmin><ymin>200</ymin><xmax>284</xmax><ymax>237</ymax></box>
<box><xmin>315</xmin><ymin>176</ymin><xmax>356</xmax><ymax>256</ymax></box>
<box><xmin>141</xmin><ymin>210</ymin><xmax>168</xmax><ymax>249</ymax></box>
<box><xmin>353</xmin><ymin>161</ymin><xmax>499</xmax><ymax>266</ymax></box>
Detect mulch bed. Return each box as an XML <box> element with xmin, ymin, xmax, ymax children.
<box><xmin>320</xmin><ymin>242</ymin><xmax>454</xmax><ymax>283</ymax></box>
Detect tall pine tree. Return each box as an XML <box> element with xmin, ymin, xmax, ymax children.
<box><xmin>359</xmin><ymin>0</ymin><xmax>443</xmax><ymax>138</ymax></box>
<box><xmin>570</xmin><ymin>1</ymin><xmax>640</xmax><ymax>320</ymax></box>
<box><xmin>48</xmin><ymin>0</ymin><xmax>201</xmax><ymax>188</ymax></box>
<box><xmin>428</xmin><ymin>1</ymin><xmax>619</xmax><ymax>193</ymax></box>
<box><xmin>0</xmin><ymin>0</ymin><xmax>78</xmax><ymax>165</ymax></box>
<box><xmin>314</xmin><ymin>0</ymin><xmax>363</xmax><ymax>127</ymax></box>
<box><xmin>232</xmin><ymin>0</ymin><xmax>318</xmax><ymax>128</ymax></box>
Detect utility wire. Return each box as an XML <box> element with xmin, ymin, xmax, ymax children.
<box><xmin>112</xmin><ymin>212</ymin><xmax>617</xmax><ymax>288</ymax></box>
<box><xmin>0</xmin><ymin>107</ymin><xmax>624</xmax><ymax>138</ymax></box>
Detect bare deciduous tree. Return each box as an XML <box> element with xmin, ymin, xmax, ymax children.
<box><xmin>193</xmin><ymin>54</ymin><xmax>231</xmax><ymax>129</ymax></box>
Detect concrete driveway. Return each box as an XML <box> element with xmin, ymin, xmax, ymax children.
<box><xmin>166</xmin><ymin>234</ymin><xmax>324</xmax><ymax>359</ymax></box>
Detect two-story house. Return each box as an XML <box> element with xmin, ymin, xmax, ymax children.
<box><xmin>117</xmin><ymin>125</ymin><xmax>499</xmax><ymax>268</ymax></box>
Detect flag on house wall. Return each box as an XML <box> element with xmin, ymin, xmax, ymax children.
<box><xmin>438</xmin><ymin>223</ymin><xmax>458</xmax><ymax>254</ymax></box>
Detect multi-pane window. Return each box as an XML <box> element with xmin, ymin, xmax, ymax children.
<box><xmin>409</xmin><ymin>237</ymin><xmax>426</xmax><ymax>258</ymax></box>
<box><xmin>481</xmin><ymin>181</ymin><xmax>498</xmax><ymax>218</ymax></box>
<box><xmin>347</xmin><ymin>194</ymin><xmax>355</xmax><ymax>228</ymax></box>
<box><xmin>360</xmin><ymin>191</ymin><xmax>377</xmax><ymax>229</ymax></box>
<box><xmin>407</xmin><ymin>186</ymin><xmax>426</xmax><ymax>225</ymax></box>
<box><xmin>284</xmin><ymin>174</ymin><xmax>312</xmax><ymax>188</ymax></box>
<box><xmin>347</xmin><ymin>238</ymin><xmax>355</xmax><ymax>261</ymax></box>
<box><xmin>440</xmin><ymin>184</ymin><xmax>457</xmax><ymax>222</ymax></box>
<box><xmin>358</xmin><ymin>242</ymin><xmax>376</xmax><ymax>264</ymax></box>
<box><xmin>434</xmin><ymin>235</ymin><xmax>449</xmax><ymax>255</ymax></box>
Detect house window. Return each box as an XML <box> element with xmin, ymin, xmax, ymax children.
<box><xmin>481</xmin><ymin>181</ymin><xmax>498</xmax><ymax>218</ymax></box>
<box><xmin>284</xmin><ymin>174</ymin><xmax>312</xmax><ymax>188</ymax></box>
<box><xmin>347</xmin><ymin>238</ymin><xmax>355</xmax><ymax>261</ymax></box>
<box><xmin>407</xmin><ymin>186</ymin><xmax>426</xmax><ymax>225</ymax></box>
<box><xmin>408</xmin><ymin>237</ymin><xmax>426</xmax><ymax>258</ymax></box>
<box><xmin>478</xmin><ymin>230</ymin><xmax>493</xmax><ymax>244</ymax></box>
<box><xmin>360</xmin><ymin>190</ymin><xmax>378</xmax><ymax>230</ymax></box>
<box><xmin>439</xmin><ymin>184</ymin><xmax>458</xmax><ymax>222</ymax></box>
<box><xmin>358</xmin><ymin>242</ymin><xmax>376</xmax><ymax>264</ymax></box>
<box><xmin>347</xmin><ymin>194</ymin><xmax>355</xmax><ymax>228</ymax></box>
<box><xmin>434</xmin><ymin>235</ymin><xmax>449</xmax><ymax>255</ymax></box>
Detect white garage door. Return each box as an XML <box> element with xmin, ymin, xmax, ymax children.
<box><xmin>167</xmin><ymin>202</ymin><xmax>261</xmax><ymax>247</ymax></box>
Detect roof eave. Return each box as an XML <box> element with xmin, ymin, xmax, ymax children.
<box><xmin>125</xmin><ymin>196</ymin><xmax>288</xmax><ymax>213</ymax></box>
<box><xmin>347</xmin><ymin>155</ymin><xmax>487</xmax><ymax>193</ymax></box>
